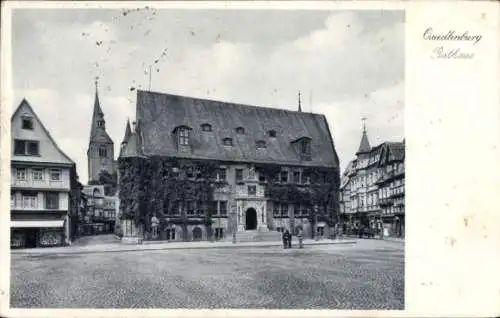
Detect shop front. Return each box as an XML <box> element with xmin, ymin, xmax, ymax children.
<box><xmin>10</xmin><ymin>219</ymin><xmax>66</xmax><ymax>248</ymax></box>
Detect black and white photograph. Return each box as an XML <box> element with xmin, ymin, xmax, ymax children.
<box><xmin>8</xmin><ymin>4</ymin><xmax>405</xmax><ymax>310</ymax></box>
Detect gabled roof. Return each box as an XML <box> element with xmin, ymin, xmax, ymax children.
<box><xmin>11</xmin><ymin>99</ymin><xmax>74</xmax><ymax>165</ymax></box>
<box><xmin>132</xmin><ymin>90</ymin><xmax>339</xmax><ymax>167</ymax></box>
<box><xmin>387</xmin><ymin>141</ymin><xmax>405</xmax><ymax>161</ymax></box>
<box><xmin>89</xmin><ymin>87</ymin><xmax>113</xmax><ymax>145</ymax></box>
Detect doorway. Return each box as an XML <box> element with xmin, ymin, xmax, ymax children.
<box><xmin>192</xmin><ymin>227</ymin><xmax>202</xmax><ymax>241</ymax></box>
<box><xmin>25</xmin><ymin>229</ymin><xmax>38</xmax><ymax>248</ymax></box>
<box><xmin>245</xmin><ymin>208</ymin><xmax>257</xmax><ymax>230</ymax></box>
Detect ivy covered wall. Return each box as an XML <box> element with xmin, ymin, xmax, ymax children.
<box><xmin>118</xmin><ymin>156</ymin><xmax>340</xmax><ymax>240</ymax></box>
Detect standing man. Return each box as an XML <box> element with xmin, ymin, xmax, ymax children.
<box><xmin>282</xmin><ymin>230</ymin><xmax>288</xmax><ymax>249</ymax></box>
<box><xmin>297</xmin><ymin>227</ymin><xmax>304</xmax><ymax>248</ymax></box>
<box><xmin>285</xmin><ymin>229</ymin><xmax>292</xmax><ymax>248</ymax></box>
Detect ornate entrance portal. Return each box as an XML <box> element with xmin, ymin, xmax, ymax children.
<box><xmin>245</xmin><ymin>208</ymin><xmax>257</xmax><ymax>230</ymax></box>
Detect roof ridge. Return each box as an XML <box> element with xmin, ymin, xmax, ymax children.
<box><xmin>137</xmin><ymin>89</ymin><xmax>324</xmax><ymax>116</ymax></box>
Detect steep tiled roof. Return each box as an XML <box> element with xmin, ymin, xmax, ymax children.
<box><xmin>131</xmin><ymin>90</ymin><xmax>339</xmax><ymax>167</ymax></box>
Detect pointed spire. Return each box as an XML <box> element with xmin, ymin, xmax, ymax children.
<box><xmin>356</xmin><ymin>117</ymin><xmax>371</xmax><ymax>154</ymax></box>
<box><xmin>298</xmin><ymin>91</ymin><xmax>302</xmax><ymax>112</ymax></box>
<box><xmin>89</xmin><ymin>77</ymin><xmax>113</xmax><ymax>145</ymax></box>
<box><xmin>122</xmin><ymin>118</ymin><xmax>132</xmax><ymax>145</ymax></box>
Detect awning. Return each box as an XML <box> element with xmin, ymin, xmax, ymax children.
<box><xmin>11</xmin><ymin>220</ymin><xmax>64</xmax><ymax>228</ymax></box>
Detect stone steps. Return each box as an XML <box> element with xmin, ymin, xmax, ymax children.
<box><xmin>231</xmin><ymin>230</ymin><xmax>282</xmax><ymax>243</ymax></box>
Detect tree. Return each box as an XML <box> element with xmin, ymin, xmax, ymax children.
<box><xmin>97</xmin><ymin>169</ymin><xmax>118</xmax><ymax>196</ymax></box>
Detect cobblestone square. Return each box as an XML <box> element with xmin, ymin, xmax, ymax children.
<box><xmin>10</xmin><ymin>240</ymin><xmax>404</xmax><ymax>309</ymax></box>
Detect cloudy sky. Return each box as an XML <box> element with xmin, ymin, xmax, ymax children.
<box><xmin>12</xmin><ymin>8</ymin><xmax>404</xmax><ymax>183</ymax></box>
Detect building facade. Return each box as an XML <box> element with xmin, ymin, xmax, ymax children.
<box><xmin>87</xmin><ymin>83</ymin><xmax>116</xmax><ymax>183</ymax></box>
<box><xmin>11</xmin><ymin>99</ymin><xmax>77</xmax><ymax>248</ymax></box>
<box><xmin>339</xmin><ymin>126</ymin><xmax>405</xmax><ymax>237</ymax></box>
<box><xmin>117</xmin><ymin>90</ymin><xmax>340</xmax><ymax>242</ymax></box>
<box><xmin>80</xmin><ymin>185</ymin><xmax>117</xmax><ymax>235</ymax></box>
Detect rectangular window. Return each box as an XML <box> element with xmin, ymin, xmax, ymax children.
<box><xmin>186</xmin><ymin>201</ymin><xmax>195</xmax><ymax>216</ymax></box>
<box><xmin>248</xmin><ymin>185</ymin><xmax>256</xmax><ymax>195</ymax></box>
<box><xmin>276</xmin><ymin>227</ymin><xmax>284</xmax><ymax>233</ymax></box>
<box><xmin>179</xmin><ymin>128</ymin><xmax>190</xmax><ymax>145</ymax></box>
<box><xmin>209</xmin><ymin>201</ymin><xmax>217</xmax><ymax>216</ymax></box>
<box><xmin>235</xmin><ymin>169</ymin><xmax>243</xmax><ymax>182</ymax></box>
<box><xmin>294</xmin><ymin>204</ymin><xmax>300</xmax><ymax>217</ymax></box>
<box><xmin>280</xmin><ymin>171</ymin><xmax>288</xmax><ymax>183</ymax></box>
<box><xmin>45</xmin><ymin>192</ymin><xmax>59</xmax><ymax>209</ymax></box>
<box><xmin>171</xmin><ymin>202</ymin><xmax>180</xmax><ymax>216</ymax></box>
<box><xmin>32</xmin><ymin>168</ymin><xmax>44</xmax><ymax>181</ymax></box>
<box><xmin>50</xmin><ymin>169</ymin><xmax>61</xmax><ymax>181</ymax></box>
<box><xmin>11</xmin><ymin>193</ymin><xmax>16</xmax><ymax>208</ymax></box>
<box><xmin>219</xmin><ymin>201</ymin><xmax>227</xmax><ymax>216</ymax></box>
<box><xmin>14</xmin><ymin>140</ymin><xmax>25</xmax><ymax>155</ymax></box>
<box><xmin>14</xmin><ymin>140</ymin><xmax>39</xmax><ymax>156</ymax></box>
<box><xmin>16</xmin><ymin>168</ymin><xmax>27</xmax><ymax>180</ymax></box>
<box><xmin>99</xmin><ymin>147</ymin><xmax>107</xmax><ymax>158</ymax></box>
<box><xmin>22</xmin><ymin>192</ymin><xmax>38</xmax><ymax>209</ymax></box>
<box><xmin>28</xmin><ymin>141</ymin><xmax>39</xmax><ymax>155</ymax></box>
<box><xmin>22</xmin><ymin>117</ymin><xmax>34</xmax><ymax>130</ymax></box>
<box><xmin>317</xmin><ymin>226</ymin><xmax>325</xmax><ymax>237</ymax></box>
<box><xmin>280</xmin><ymin>203</ymin><xmax>288</xmax><ymax>217</ymax></box>
<box><xmin>292</xmin><ymin>170</ymin><xmax>300</xmax><ymax>183</ymax></box>
<box><xmin>273</xmin><ymin>204</ymin><xmax>280</xmax><ymax>217</ymax></box>
<box><xmin>196</xmin><ymin>201</ymin><xmax>204</xmax><ymax>216</ymax></box>
<box><xmin>217</xmin><ymin>168</ymin><xmax>226</xmax><ymax>181</ymax></box>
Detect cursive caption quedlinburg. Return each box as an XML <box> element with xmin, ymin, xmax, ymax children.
<box><xmin>423</xmin><ymin>27</ymin><xmax>482</xmax><ymax>59</ymax></box>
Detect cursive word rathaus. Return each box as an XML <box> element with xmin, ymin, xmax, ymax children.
<box><xmin>423</xmin><ymin>28</ymin><xmax>482</xmax><ymax>45</ymax></box>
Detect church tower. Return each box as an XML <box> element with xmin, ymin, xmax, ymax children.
<box><xmin>87</xmin><ymin>79</ymin><xmax>115</xmax><ymax>183</ymax></box>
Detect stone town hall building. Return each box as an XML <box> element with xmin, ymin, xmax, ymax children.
<box><xmin>117</xmin><ymin>90</ymin><xmax>340</xmax><ymax>242</ymax></box>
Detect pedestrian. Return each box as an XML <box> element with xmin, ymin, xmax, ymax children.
<box><xmin>282</xmin><ymin>230</ymin><xmax>287</xmax><ymax>249</ymax></box>
<box><xmin>285</xmin><ymin>229</ymin><xmax>292</xmax><ymax>248</ymax></box>
<box><xmin>297</xmin><ymin>228</ymin><xmax>304</xmax><ymax>248</ymax></box>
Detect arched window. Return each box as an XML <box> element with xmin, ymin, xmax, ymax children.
<box><xmin>268</xmin><ymin>130</ymin><xmax>277</xmax><ymax>138</ymax></box>
<box><xmin>201</xmin><ymin>123</ymin><xmax>212</xmax><ymax>132</ymax></box>
<box><xmin>97</xmin><ymin>119</ymin><xmax>105</xmax><ymax>128</ymax></box>
<box><xmin>223</xmin><ymin>138</ymin><xmax>233</xmax><ymax>146</ymax></box>
<box><xmin>235</xmin><ymin>127</ymin><xmax>245</xmax><ymax>135</ymax></box>
<box><xmin>256</xmin><ymin>140</ymin><xmax>266</xmax><ymax>149</ymax></box>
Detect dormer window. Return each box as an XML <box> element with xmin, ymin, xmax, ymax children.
<box><xmin>178</xmin><ymin>127</ymin><xmax>190</xmax><ymax>145</ymax></box>
<box><xmin>201</xmin><ymin>123</ymin><xmax>212</xmax><ymax>132</ymax></box>
<box><xmin>223</xmin><ymin>137</ymin><xmax>233</xmax><ymax>146</ymax></box>
<box><xmin>256</xmin><ymin>140</ymin><xmax>266</xmax><ymax>149</ymax></box>
<box><xmin>268</xmin><ymin>130</ymin><xmax>276</xmax><ymax>138</ymax></box>
<box><xmin>22</xmin><ymin>117</ymin><xmax>33</xmax><ymax>130</ymax></box>
<box><xmin>235</xmin><ymin>127</ymin><xmax>245</xmax><ymax>135</ymax></box>
<box><xmin>300</xmin><ymin>138</ymin><xmax>311</xmax><ymax>155</ymax></box>
<box><xmin>97</xmin><ymin>119</ymin><xmax>105</xmax><ymax>128</ymax></box>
